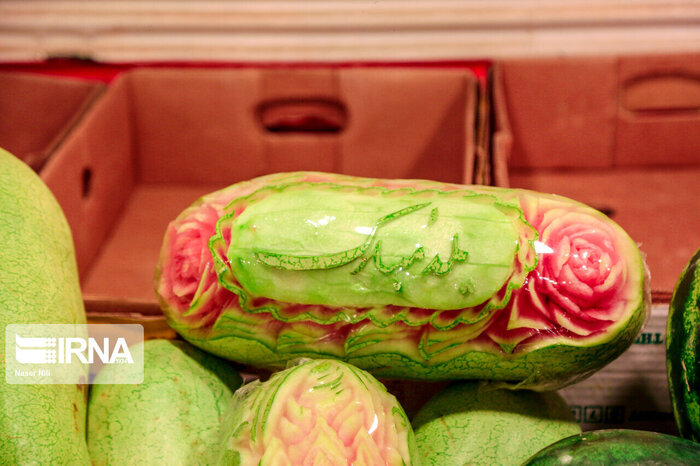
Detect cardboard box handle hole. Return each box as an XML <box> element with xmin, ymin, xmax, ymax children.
<box><xmin>82</xmin><ymin>167</ymin><xmax>92</xmax><ymax>199</ymax></box>
<box><xmin>622</xmin><ymin>74</ymin><xmax>700</xmax><ymax>114</ymax></box>
<box><xmin>258</xmin><ymin>99</ymin><xmax>347</xmax><ymax>134</ymax></box>
<box><xmin>595</xmin><ymin>205</ymin><xmax>616</xmax><ymax>218</ymax></box>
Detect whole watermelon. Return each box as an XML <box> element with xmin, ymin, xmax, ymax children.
<box><xmin>522</xmin><ymin>429</ymin><xmax>700</xmax><ymax>465</ymax></box>
<box><xmin>412</xmin><ymin>381</ymin><xmax>581</xmax><ymax>465</ymax></box>
<box><xmin>0</xmin><ymin>148</ymin><xmax>90</xmax><ymax>464</ymax></box>
<box><xmin>667</xmin><ymin>247</ymin><xmax>700</xmax><ymax>441</ymax></box>
<box><xmin>88</xmin><ymin>339</ymin><xmax>242</xmax><ymax>465</ymax></box>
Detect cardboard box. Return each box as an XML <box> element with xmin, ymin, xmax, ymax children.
<box><xmin>0</xmin><ymin>71</ymin><xmax>103</xmax><ymax>172</ymax></box>
<box><xmin>38</xmin><ymin>66</ymin><xmax>480</xmax><ymax>320</ymax></box>
<box><xmin>11</xmin><ymin>59</ymin><xmax>696</xmax><ymax>431</ymax></box>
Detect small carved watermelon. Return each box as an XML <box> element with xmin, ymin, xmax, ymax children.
<box><xmin>215</xmin><ymin>359</ymin><xmax>418</xmax><ymax>465</ymax></box>
<box><xmin>155</xmin><ymin>172</ymin><xmax>649</xmax><ymax>389</ymax></box>
<box><xmin>667</xmin><ymin>247</ymin><xmax>700</xmax><ymax>441</ymax></box>
<box><xmin>412</xmin><ymin>381</ymin><xmax>581</xmax><ymax>465</ymax></box>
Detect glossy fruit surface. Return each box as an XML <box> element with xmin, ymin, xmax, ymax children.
<box><xmin>215</xmin><ymin>359</ymin><xmax>418</xmax><ymax>465</ymax></box>
<box><xmin>156</xmin><ymin>172</ymin><xmax>649</xmax><ymax>389</ymax></box>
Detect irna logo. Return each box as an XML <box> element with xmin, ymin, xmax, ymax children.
<box><xmin>6</xmin><ymin>324</ymin><xmax>144</xmax><ymax>385</ymax></box>
<box><xmin>15</xmin><ymin>334</ymin><xmax>134</xmax><ymax>365</ymax></box>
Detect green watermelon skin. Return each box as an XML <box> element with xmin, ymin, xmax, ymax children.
<box><xmin>87</xmin><ymin>339</ymin><xmax>242</xmax><ymax>465</ymax></box>
<box><xmin>0</xmin><ymin>149</ymin><xmax>90</xmax><ymax>464</ymax></box>
<box><xmin>521</xmin><ymin>429</ymin><xmax>700</xmax><ymax>465</ymax></box>
<box><xmin>667</xmin><ymin>247</ymin><xmax>700</xmax><ymax>441</ymax></box>
<box><xmin>412</xmin><ymin>381</ymin><xmax>581</xmax><ymax>466</ymax></box>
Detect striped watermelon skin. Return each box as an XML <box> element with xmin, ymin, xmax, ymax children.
<box><xmin>667</xmin><ymin>247</ymin><xmax>700</xmax><ymax>441</ymax></box>
<box><xmin>155</xmin><ymin>172</ymin><xmax>650</xmax><ymax>390</ymax></box>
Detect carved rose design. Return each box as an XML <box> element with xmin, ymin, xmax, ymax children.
<box><xmin>520</xmin><ymin>204</ymin><xmax>627</xmax><ymax>336</ymax></box>
<box><xmin>156</xmin><ymin>194</ymin><xmax>235</xmax><ymax>328</ymax></box>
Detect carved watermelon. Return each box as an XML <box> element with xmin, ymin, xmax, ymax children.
<box><xmin>155</xmin><ymin>172</ymin><xmax>649</xmax><ymax>389</ymax></box>
<box><xmin>214</xmin><ymin>359</ymin><xmax>418</xmax><ymax>465</ymax></box>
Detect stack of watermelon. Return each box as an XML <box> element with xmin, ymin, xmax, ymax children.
<box><xmin>3</xmin><ymin>147</ymin><xmax>700</xmax><ymax>465</ymax></box>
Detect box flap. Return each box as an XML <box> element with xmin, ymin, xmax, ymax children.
<box><xmin>0</xmin><ymin>72</ymin><xmax>104</xmax><ymax>171</ymax></box>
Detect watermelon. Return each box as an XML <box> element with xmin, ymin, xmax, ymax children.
<box><xmin>155</xmin><ymin>171</ymin><xmax>649</xmax><ymax>389</ymax></box>
<box><xmin>214</xmin><ymin>358</ymin><xmax>418</xmax><ymax>465</ymax></box>
<box><xmin>521</xmin><ymin>429</ymin><xmax>700</xmax><ymax>465</ymax></box>
<box><xmin>667</xmin><ymin>247</ymin><xmax>700</xmax><ymax>441</ymax></box>
<box><xmin>0</xmin><ymin>148</ymin><xmax>90</xmax><ymax>464</ymax></box>
<box><xmin>87</xmin><ymin>339</ymin><xmax>242</xmax><ymax>465</ymax></box>
<box><xmin>412</xmin><ymin>381</ymin><xmax>581</xmax><ymax>465</ymax></box>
